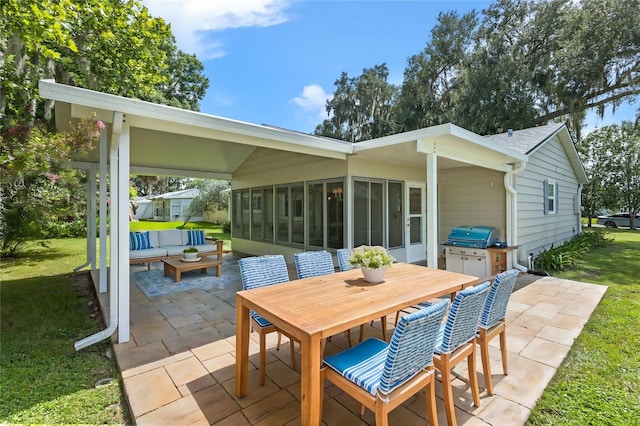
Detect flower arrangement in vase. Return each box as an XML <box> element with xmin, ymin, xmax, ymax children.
<box><xmin>348</xmin><ymin>245</ymin><xmax>396</xmax><ymax>283</ymax></box>
<box><xmin>183</xmin><ymin>247</ymin><xmax>199</xmax><ymax>260</ymax></box>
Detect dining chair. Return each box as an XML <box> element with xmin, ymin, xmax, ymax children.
<box><xmin>294</xmin><ymin>250</ymin><xmax>354</xmax><ymax>347</ymax></box>
<box><xmin>336</xmin><ymin>248</ymin><xmax>353</xmax><ymax>272</ymax></box>
<box><xmin>336</xmin><ymin>248</ymin><xmax>388</xmax><ymax>343</ymax></box>
<box><xmin>238</xmin><ymin>255</ymin><xmax>298</xmax><ymax>385</ymax></box>
<box><xmin>433</xmin><ymin>281</ymin><xmax>491</xmax><ymax>426</ymax></box>
<box><xmin>476</xmin><ymin>269</ymin><xmax>519</xmax><ymax>395</ymax></box>
<box><xmin>322</xmin><ymin>300</ymin><xmax>448</xmax><ymax>426</ymax></box>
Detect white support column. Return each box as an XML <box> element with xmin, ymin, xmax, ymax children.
<box><xmin>99</xmin><ymin>131</ymin><xmax>108</xmax><ymax>293</ymax></box>
<box><xmin>426</xmin><ymin>152</ymin><xmax>438</xmax><ymax>268</ymax></box>
<box><xmin>117</xmin><ymin>118</ymin><xmax>131</xmax><ymax>343</ymax></box>
<box><xmin>74</xmin><ymin>167</ymin><xmax>97</xmax><ymax>272</ymax></box>
<box><xmin>88</xmin><ymin>169</ymin><xmax>97</xmax><ymax>270</ymax></box>
<box><xmin>74</xmin><ymin>113</ymin><xmax>122</xmax><ymax>351</ymax></box>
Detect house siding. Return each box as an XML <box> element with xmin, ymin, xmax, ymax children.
<box><xmin>438</xmin><ymin>167</ymin><xmax>507</xmax><ymax>242</ymax></box>
<box><xmin>515</xmin><ymin>136</ymin><xmax>581</xmax><ymax>263</ymax></box>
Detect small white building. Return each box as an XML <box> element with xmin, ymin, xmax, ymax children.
<box><xmin>151</xmin><ymin>189</ymin><xmax>202</xmax><ymax>222</ymax></box>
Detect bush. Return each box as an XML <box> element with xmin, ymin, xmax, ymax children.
<box><xmin>534</xmin><ymin>230</ymin><xmax>611</xmax><ymax>271</ymax></box>
<box><xmin>42</xmin><ymin>219</ymin><xmax>87</xmax><ymax>239</ymax></box>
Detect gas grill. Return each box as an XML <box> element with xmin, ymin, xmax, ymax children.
<box><xmin>444</xmin><ymin>226</ymin><xmax>501</xmax><ymax>279</ymax></box>
<box><xmin>445</xmin><ymin>225</ymin><xmax>500</xmax><ymax>249</ymax></box>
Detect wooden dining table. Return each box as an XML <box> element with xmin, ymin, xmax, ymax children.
<box><xmin>235</xmin><ymin>262</ymin><xmax>479</xmax><ymax>425</ymax></box>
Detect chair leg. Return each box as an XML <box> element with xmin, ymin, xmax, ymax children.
<box><xmin>346</xmin><ymin>330</ymin><xmax>353</xmax><ymax>347</ymax></box>
<box><xmin>394</xmin><ymin>310</ymin><xmax>401</xmax><ymax>326</ymax></box>
<box><xmin>276</xmin><ymin>332</ymin><xmax>282</xmax><ymax>350</ymax></box>
<box><xmin>425</xmin><ymin>372</ymin><xmax>439</xmax><ymax>426</ymax></box>
<box><xmin>259</xmin><ymin>331</ymin><xmax>267</xmax><ymax>386</ymax></box>
<box><xmin>359</xmin><ymin>324</ymin><xmax>365</xmax><ymax>342</ymax></box>
<box><xmin>468</xmin><ymin>345</ymin><xmax>481</xmax><ymax>407</ymax></box>
<box><xmin>439</xmin><ymin>355</ymin><xmax>457</xmax><ymax>426</ymax></box>
<box><xmin>478</xmin><ymin>330</ymin><xmax>494</xmax><ymax>396</ymax></box>
<box><xmin>374</xmin><ymin>403</ymin><xmax>389</xmax><ymax>426</ymax></box>
<box><xmin>380</xmin><ymin>316</ymin><xmax>387</xmax><ymax>342</ymax></box>
<box><xmin>499</xmin><ymin>329</ymin><xmax>508</xmax><ymax>375</ymax></box>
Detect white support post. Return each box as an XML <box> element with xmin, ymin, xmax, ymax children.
<box><xmin>426</xmin><ymin>152</ymin><xmax>438</xmax><ymax>268</ymax></box>
<box><xmin>117</xmin><ymin>119</ymin><xmax>131</xmax><ymax>343</ymax></box>
<box><xmin>99</xmin><ymin>131</ymin><xmax>108</xmax><ymax>293</ymax></box>
<box><xmin>74</xmin><ymin>168</ymin><xmax>97</xmax><ymax>272</ymax></box>
<box><xmin>74</xmin><ymin>112</ymin><xmax>123</xmax><ymax>351</ymax></box>
<box><xmin>88</xmin><ymin>169</ymin><xmax>97</xmax><ymax>270</ymax></box>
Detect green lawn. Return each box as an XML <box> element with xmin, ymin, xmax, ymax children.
<box><xmin>0</xmin><ymin>238</ymin><xmax>130</xmax><ymax>425</ymax></box>
<box><xmin>527</xmin><ymin>229</ymin><xmax>640</xmax><ymax>425</ymax></box>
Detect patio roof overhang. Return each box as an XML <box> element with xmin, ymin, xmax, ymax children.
<box><xmin>40</xmin><ymin>79</ymin><xmax>351</xmax><ymax>180</ymax></box>
<box><xmin>353</xmin><ymin>123</ymin><xmax>528</xmax><ymax>172</ymax></box>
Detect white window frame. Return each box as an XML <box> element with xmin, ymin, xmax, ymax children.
<box><xmin>544</xmin><ymin>179</ymin><xmax>557</xmax><ymax>215</ymax></box>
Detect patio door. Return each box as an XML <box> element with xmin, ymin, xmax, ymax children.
<box><xmin>405</xmin><ymin>182</ymin><xmax>426</xmax><ymax>263</ymax></box>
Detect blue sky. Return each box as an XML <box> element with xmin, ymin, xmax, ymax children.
<box><xmin>142</xmin><ymin>0</ymin><xmax>638</xmax><ymax>135</ymax></box>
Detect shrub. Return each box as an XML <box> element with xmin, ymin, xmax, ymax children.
<box><xmin>534</xmin><ymin>230</ymin><xmax>611</xmax><ymax>271</ymax></box>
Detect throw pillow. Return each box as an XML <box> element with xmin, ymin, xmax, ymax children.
<box><xmin>130</xmin><ymin>231</ymin><xmax>152</xmax><ymax>250</ymax></box>
<box><xmin>187</xmin><ymin>229</ymin><xmax>205</xmax><ymax>246</ymax></box>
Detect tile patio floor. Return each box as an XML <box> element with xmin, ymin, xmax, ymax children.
<box><xmin>93</xmin><ymin>255</ymin><xmax>607</xmax><ymax>425</ymax></box>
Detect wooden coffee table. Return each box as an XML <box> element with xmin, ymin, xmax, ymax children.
<box><xmin>162</xmin><ymin>256</ymin><xmax>222</xmax><ymax>282</ymax></box>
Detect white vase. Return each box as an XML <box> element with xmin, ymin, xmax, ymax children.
<box><xmin>361</xmin><ymin>266</ymin><xmax>387</xmax><ymax>283</ymax></box>
<box><xmin>183</xmin><ymin>252</ymin><xmax>198</xmax><ymax>260</ymax></box>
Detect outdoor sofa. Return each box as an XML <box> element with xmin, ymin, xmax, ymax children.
<box><xmin>129</xmin><ymin>229</ymin><xmax>223</xmax><ymax>270</ymax></box>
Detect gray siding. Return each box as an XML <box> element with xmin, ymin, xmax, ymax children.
<box><xmin>516</xmin><ymin>137</ymin><xmax>581</xmax><ymax>263</ymax></box>
<box><xmin>438</xmin><ymin>167</ymin><xmax>507</xmax><ymax>243</ymax></box>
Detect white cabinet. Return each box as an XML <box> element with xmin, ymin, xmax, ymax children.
<box><xmin>445</xmin><ymin>246</ymin><xmax>491</xmax><ymax>279</ymax></box>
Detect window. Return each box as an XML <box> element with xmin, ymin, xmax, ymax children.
<box><xmin>388</xmin><ymin>181</ymin><xmax>403</xmax><ymax>248</ymax></box>
<box><xmin>276</xmin><ymin>183</ymin><xmax>305</xmax><ymax>246</ymax></box>
<box><xmin>248</xmin><ymin>187</ymin><xmax>275</xmax><ymax>242</ymax></box>
<box><xmin>251</xmin><ymin>190</ymin><xmax>263</xmax><ymax>240</ymax></box>
<box><xmin>353</xmin><ymin>179</ymin><xmax>384</xmax><ymax>247</ymax></box>
<box><xmin>544</xmin><ymin>179</ymin><xmax>558</xmax><ymax>215</ymax></box>
<box><xmin>231</xmin><ymin>189</ymin><xmax>251</xmax><ymax>238</ymax></box>
<box><xmin>308</xmin><ymin>180</ymin><xmax>344</xmax><ymax>249</ymax></box>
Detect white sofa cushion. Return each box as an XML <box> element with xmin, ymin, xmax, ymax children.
<box><xmin>158</xmin><ymin>229</ymin><xmax>183</xmax><ymax>247</ymax></box>
<box><xmin>148</xmin><ymin>231</ymin><xmax>160</xmax><ymax>248</ymax></box>
<box><xmin>129</xmin><ymin>247</ymin><xmax>167</xmax><ymax>259</ymax></box>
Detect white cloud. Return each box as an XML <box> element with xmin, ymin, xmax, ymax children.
<box><xmin>141</xmin><ymin>0</ymin><xmax>292</xmax><ymax>59</ymax></box>
<box><xmin>291</xmin><ymin>84</ymin><xmax>331</xmax><ymax>120</ymax></box>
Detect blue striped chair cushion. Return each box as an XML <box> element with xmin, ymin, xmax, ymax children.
<box><xmin>479</xmin><ymin>269</ymin><xmax>519</xmax><ymax>328</ymax></box>
<box><xmin>324</xmin><ymin>338</ymin><xmax>388</xmax><ymax>395</ymax></box>
<box><xmin>251</xmin><ymin>311</ymin><xmax>272</xmax><ymax>328</ymax></box>
<box><xmin>435</xmin><ymin>281</ymin><xmax>491</xmax><ymax>354</ymax></box>
<box><xmin>324</xmin><ymin>301</ymin><xmax>448</xmax><ymax>396</ymax></box>
<box><xmin>187</xmin><ymin>230</ymin><xmax>206</xmax><ymax>246</ymax></box>
<box><xmin>336</xmin><ymin>248</ymin><xmax>353</xmax><ymax>272</ymax></box>
<box><xmin>379</xmin><ymin>300</ymin><xmax>448</xmax><ymax>394</ymax></box>
<box><xmin>294</xmin><ymin>251</ymin><xmax>335</xmax><ymax>278</ymax></box>
<box><xmin>129</xmin><ymin>231</ymin><xmax>152</xmax><ymax>250</ymax></box>
<box><xmin>238</xmin><ymin>255</ymin><xmax>290</xmax><ymax>290</ymax></box>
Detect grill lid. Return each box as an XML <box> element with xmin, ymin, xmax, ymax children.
<box><xmin>446</xmin><ymin>225</ymin><xmax>500</xmax><ymax>248</ymax></box>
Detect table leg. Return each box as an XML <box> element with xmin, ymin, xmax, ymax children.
<box><xmin>235</xmin><ymin>296</ymin><xmax>250</xmax><ymax>398</ymax></box>
<box><xmin>300</xmin><ymin>333</ymin><xmax>322</xmax><ymax>426</ymax></box>
<box><xmin>200</xmin><ymin>267</ymin><xmax>207</xmax><ymax>275</ymax></box>
<box><xmin>175</xmin><ymin>270</ymin><xmax>181</xmax><ymax>282</ymax></box>
<box><xmin>164</xmin><ymin>263</ymin><xmax>169</xmax><ymax>277</ymax></box>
